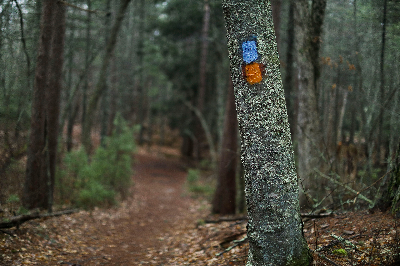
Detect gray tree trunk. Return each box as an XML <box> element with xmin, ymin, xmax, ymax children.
<box><xmin>222</xmin><ymin>1</ymin><xmax>311</xmax><ymax>265</ymax></box>
<box><xmin>294</xmin><ymin>0</ymin><xmax>326</xmax><ymax>208</ymax></box>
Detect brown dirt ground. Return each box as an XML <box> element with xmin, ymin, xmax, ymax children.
<box><xmin>1</xmin><ymin>147</ymin><xmax>400</xmax><ymax>265</ymax></box>
<box><xmin>0</xmin><ymin>148</ymin><xmax>208</xmax><ymax>265</ymax></box>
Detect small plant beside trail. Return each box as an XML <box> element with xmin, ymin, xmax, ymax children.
<box><xmin>57</xmin><ymin>116</ymin><xmax>137</xmax><ymax>209</ymax></box>
<box><xmin>185</xmin><ymin>168</ymin><xmax>214</xmax><ymax>199</ymax></box>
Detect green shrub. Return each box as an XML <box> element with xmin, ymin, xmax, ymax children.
<box><xmin>187</xmin><ymin>169</ymin><xmax>200</xmax><ymax>185</ymax></box>
<box><xmin>76</xmin><ymin>180</ymin><xmax>116</xmax><ymax>209</ymax></box>
<box><xmin>56</xmin><ymin>115</ymin><xmax>137</xmax><ymax>209</ymax></box>
<box><xmin>185</xmin><ymin>168</ymin><xmax>214</xmax><ymax>198</ymax></box>
<box><xmin>6</xmin><ymin>194</ymin><xmax>20</xmax><ymax>204</ymax></box>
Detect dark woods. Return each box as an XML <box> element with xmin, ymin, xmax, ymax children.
<box><xmin>0</xmin><ymin>0</ymin><xmax>399</xmax><ymax>221</ymax></box>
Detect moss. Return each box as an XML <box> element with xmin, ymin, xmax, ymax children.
<box><xmin>287</xmin><ymin>243</ymin><xmax>313</xmax><ymax>266</ymax></box>
<box><xmin>332</xmin><ymin>248</ymin><xmax>348</xmax><ymax>256</ymax></box>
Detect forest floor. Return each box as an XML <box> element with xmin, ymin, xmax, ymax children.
<box><xmin>1</xmin><ymin>147</ymin><xmax>400</xmax><ymax>265</ymax></box>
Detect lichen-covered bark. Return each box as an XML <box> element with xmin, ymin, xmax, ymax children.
<box><xmin>221</xmin><ymin>1</ymin><xmax>311</xmax><ymax>265</ymax></box>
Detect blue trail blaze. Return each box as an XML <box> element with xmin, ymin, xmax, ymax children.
<box><xmin>242</xmin><ymin>40</ymin><xmax>258</xmax><ymax>64</ymax></box>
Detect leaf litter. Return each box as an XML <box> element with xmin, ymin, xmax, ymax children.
<box><xmin>1</xmin><ymin>149</ymin><xmax>399</xmax><ymax>265</ymax></box>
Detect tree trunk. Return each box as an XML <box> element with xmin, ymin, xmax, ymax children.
<box><xmin>82</xmin><ymin>0</ymin><xmax>132</xmax><ymax>153</ymax></box>
<box><xmin>194</xmin><ymin>0</ymin><xmax>211</xmax><ymax>160</ymax></box>
<box><xmin>377</xmin><ymin>0</ymin><xmax>387</xmax><ymax>164</ymax></box>
<box><xmin>81</xmin><ymin>0</ymin><xmax>92</xmax><ymax>129</ymax></box>
<box><xmin>222</xmin><ymin>1</ymin><xmax>311</xmax><ymax>265</ymax></box>
<box><xmin>271</xmin><ymin>0</ymin><xmax>281</xmax><ymax>51</ymax></box>
<box><xmin>23</xmin><ymin>0</ymin><xmax>55</xmax><ymax>210</ymax></box>
<box><xmin>283</xmin><ymin>0</ymin><xmax>296</xmax><ymax>137</ymax></box>
<box><xmin>45</xmin><ymin>1</ymin><xmax>66</xmax><ymax>212</ymax></box>
<box><xmin>212</xmin><ymin>79</ymin><xmax>238</xmax><ymax>215</ymax></box>
<box><xmin>294</xmin><ymin>0</ymin><xmax>326</xmax><ymax>208</ymax></box>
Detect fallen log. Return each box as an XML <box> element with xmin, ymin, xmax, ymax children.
<box><xmin>0</xmin><ymin>209</ymin><xmax>79</xmax><ymax>229</ymax></box>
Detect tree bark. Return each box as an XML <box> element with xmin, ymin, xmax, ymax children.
<box><xmin>212</xmin><ymin>79</ymin><xmax>238</xmax><ymax>214</ymax></box>
<box><xmin>45</xmin><ymin>0</ymin><xmax>66</xmax><ymax>212</ymax></box>
<box><xmin>194</xmin><ymin>0</ymin><xmax>211</xmax><ymax>160</ymax></box>
<box><xmin>271</xmin><ymin>0</ymin><xmax>281</xmax><ymax>51</ymax></box>
<box><xmin>377</xmin><ymin>0</ymin><xmax>388</xmax><ymax>164</ymax></box>
<box><xmin>23</xmin><ymin>0</ymin><xmax>55</xmax><ymax>210</ymax></box>
<box><xmin>222</xmin><ymin>1</ymin><xmax>311</xmax><ymax>265</ymax></box>
<box><xmin>283</xmin><ymin>0</ymin><xmax>296</xmax><ymax>137</ymax></box>
<box><xmin>294</xmin><ymin>0</ymin><xmax>326</xmax><ymax>208</ymax></box>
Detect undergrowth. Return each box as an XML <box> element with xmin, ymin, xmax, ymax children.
<box><xmin>56</xmin><ymin>115</ymin><xmax>137</xmax><ymax>209</ymax></box>
<box><xmin>185</xmin><ymin>168</ymin><xmax>214</xmax><ymax>199</ymax></box>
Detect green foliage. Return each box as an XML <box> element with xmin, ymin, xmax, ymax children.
<box><xmin>6</xmin><ymin>194</ymin><xmax>20</xmax><ymax>204</ymax></box>
<box><xmin>185</xmin><ymin>168</ymin><xmax>214</xmax><ymax>198</ymax></box>
<box><xmin>186</xmin><ymin>168</ymin><xmax>200</xmax><ymax>185</ymax></box>
<box><xmin>57</xmin><ymin>116</ymin><xmax>137</xmax><ymax>209</ymax></box>
<box><xmin>76</xmin><ymin>180</ymin><xmax>116</xmax><ymax>209</ymax></box>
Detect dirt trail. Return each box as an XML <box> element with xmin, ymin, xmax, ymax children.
<box><xmin>96</xmin><ymin>151</ymin><xmax>194</xmax><ymax>265</ymax></box>
<box><xmin>78</xmin><ymin>150</ymin><xmax>196</xmax><ymax>265</ymax></box>
<box><xmin>41</xmin><ymin>149</ymin><xmax>204</xmax><ymax>266</ymax></box>
<box><xmin>1</xmin><ymin>149</ymin><xmax>206</xmax><ymax>265</ymax></box>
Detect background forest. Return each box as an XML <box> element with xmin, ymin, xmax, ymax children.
<box><xmin>1</xmin><ymin>0</ymin><xmax>400</xmax><ymax>215</ymax></box>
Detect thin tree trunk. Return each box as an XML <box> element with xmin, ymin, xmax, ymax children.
<box><xmin>100</xmin><ymin>0</ymin><xmax>112</xmax><ymax>145</ymax></box>
<box><xmin>222</xmin><ymin>1</ymin><xmax>311</xmax><ymax>264</ymax></box>
<box><xmin>212</xmin><ymin>79</ymin><xmax>238</xmax><ymax>214</ymax></box>
<box><xmin>45</xmin><ymin>0</ymin><xmax>66</xmax><ymax>212</ymax></box>
<box><xmin>136</xmin><ymin>0</ymin><xmax>147</xmax><ymax>145</ymax></box>
<box><xmin>194</xmin><ymin>0</ymin><xmax>211</xmax><ymax>160</ymax></box>
<box><xmin>284</xmin><ymin>0</ymin><xmax>295</xmax><ymax>137</ymax></box>
<box><xmin>81</xmin><ymin>0</ymin><xmax>92</xmax><ymax>128</ymax></box>
<box><xmin>82</xmin><ymin>0</ymin><xmax>132</xmax><ymax>153</ymax></box>
<box><xmin>377</xmin><ymin>0</ymin><xmax>388</xmax><ymax>164</ymax></box>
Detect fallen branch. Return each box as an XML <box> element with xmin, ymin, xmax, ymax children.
<box><xmin>0</xmin><ymin>209</ymin><xmax>79</xmax><ymax>229</ymax></box>
<box><xmin>206</xmin><ymin>212</ymin><xmax>333</xmax><ymax>224</ymax></box>
<box><xmin>216</xmin><ymin>236</ymin><xmax>248</xmax><ymax>257</ymax></box>
<box><xmin>301</xmin><ymin>212</ymin><xmax>334</xmax><ymax>219</ymax></box>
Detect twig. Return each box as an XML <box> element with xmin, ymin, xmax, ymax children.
<box><xmin>216</xmin><ymin>236</ymin><xmax>248</xmax><ymax>257</ymax></box>
<box><xmin>331</xmin><ymin>234</ymin><xmax>357</xmax><ymax>249</ymax></box>
<box><xmin>315</xmin><ymin>252</ymin><xmax>341</xmax><ymax>266</ymax></box>
<box><xmin>314</xmin><ymin>168</ymin><xmax>373</xmax><ymax>205</ymax></box>
<box><xmin>205</xmin><ymin>216</ymin><xmax>247</xmax><ymax>223</ymax></box>
<box><xmin>301</xmin><ymin>212</ymin><xmax>334</xmax><ymax>219</ymax></box>
<box><xmin>353</xmin><ymin>170</ymin><xmax>390</xmax><ymax>203</ymax></box>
